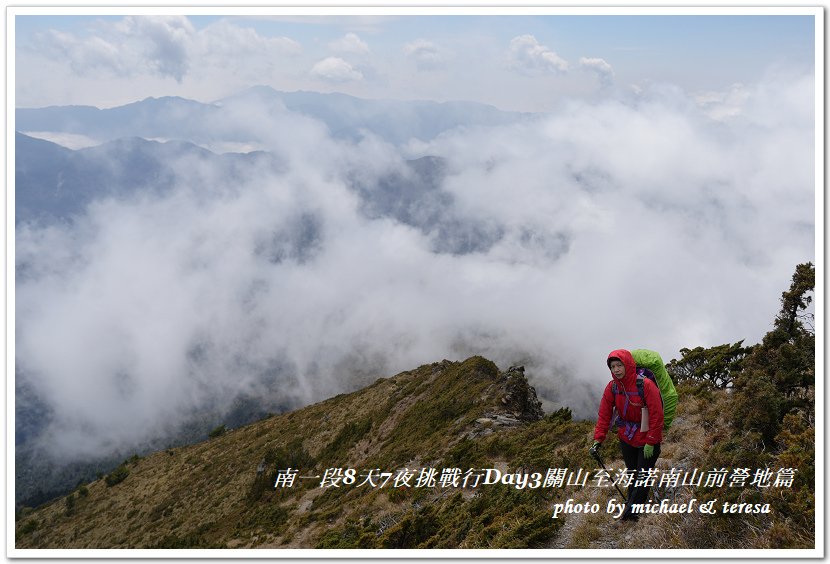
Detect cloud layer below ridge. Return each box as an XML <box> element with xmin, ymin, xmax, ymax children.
<box><xmin>15</xmin><ymin>70</ymin><xmax>815</xmax><ymax>462</ymax></box>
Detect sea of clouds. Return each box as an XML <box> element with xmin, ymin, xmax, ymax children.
<box><xmin>15</xmin><ymin>69</ymin><xmax>815</xmax><ymax>462</ymax></box>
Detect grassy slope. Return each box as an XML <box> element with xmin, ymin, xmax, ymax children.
<box><xmin>15</xmin><ymin>357</ymin><xmax>591</xmax><ymax>549</ymax></box>
<box><xmin>14</xmin><ymin>357</ymin><xmax>814</xmax><ymax>550</ymax></box>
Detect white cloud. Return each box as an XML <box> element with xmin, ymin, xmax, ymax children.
<box><xmin>37</xmin><ymin>28</ymin><xmax>134</xmax><ymax>79</ymax></box>
<box><xmin>579</xmin><ymin>57</ymin><xmax>614</xmax><ymax>88</ymax></box>
<box><xmin>329</xmin><ymin>32</ymin><xmax>370</xmax><ymax>55</ymax></box>
<box><xmin>694</xmin><ymin>83</ymin><xmax>750</xmax><ymax>121</ymax></box>
<box><xmin>15</xmin><ymin>71</ymin><xmax>814</xmax><ymax>463</ymax></box>
<box><xmin>403</xmin><ymin>39</ymin><xmax>445</xmax><ymax>70</ymax></box>
<box><xmin>116</xmin><ymin>15</ymin><xmax>195</xmax><ymax>81</ymax></box>
<box><xmin>27</xmin><ymin>16</ymin><xmax>301</xmax><ymax>85</ymax></box>
<box><xmin>507</xmin><ymin>34</ymin><xmax>568</xmax><ymax>75</ymax></box>
<box><xmin>198</xmin><ymin>20</ymin><xmax>301</xmax><ymax>63</ymax></box>
<box><xmin>20</xmin><ymin>131</ymin><xmax>102</xmax><ymax>150</ymax></box>
<box><xmin>310</xmin><ymin>56</ymin><xmax>364</xmax><ymax>83</ymax></box>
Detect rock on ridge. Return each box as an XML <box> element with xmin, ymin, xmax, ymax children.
<box><xmin>467</xmin><ymin>364</ymin><xmax>544</xmax><ymax>439</ymax></box>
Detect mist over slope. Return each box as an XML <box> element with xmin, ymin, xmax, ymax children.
<box><xmin>15</xmin><ymin>75</ymin><xmax>814</xmax><ymax>500</ymax></box>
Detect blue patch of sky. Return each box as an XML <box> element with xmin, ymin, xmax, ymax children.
<box><xmin>16</xmin><ymin>14</ymin><xmax>117</xmax><ymax>35</ymax></box>
<box><xmin>245</xmin><ymin>14</ymin><xmax>813</xmax><ymax>74</ymax></box>
<box><xmin>15</xmin><ymin>13</ymin><xmax>814</xmax><ymax>84</ymax></box>
<box><xmin>16</xmin><ymin>13</ymin><xmax>814</xmax><ymax>54</ymax></box>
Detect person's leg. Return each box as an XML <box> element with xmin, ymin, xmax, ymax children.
<box><xmin>620</xmin><ymin>442</ymin><xmax>662</xmax><ymax>520</ymax></box>
<box><xmin>629</xmin><ymin>444</ymin><xmax>662</xmax><ymax>507</ymax></box>
<box><xmin>618</xmin><ymin>441</ymin><xmax>640</xmax><ymax>520</ymax></box>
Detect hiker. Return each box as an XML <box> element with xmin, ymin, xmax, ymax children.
<box><xmin>589</xmin><ymin>349</ymin><xmax>664</xmax><ymax>521</ymax></box>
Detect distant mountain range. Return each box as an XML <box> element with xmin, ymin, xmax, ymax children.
<box><xmin>15</xmin><ymin>87</ymin><xmax>535</xmax><ymax>251</ymax></box>
<box><xmin>15</xmin><ymin>132</ymin><xmax>281</xmax><ymax>225</ymax></box>
<box><xmin>15</xmin><ymin>130</ymin><xmax>512</xmax><ymax>257</ymax></box>
<box><xmin>17</xmin><ymin>86</ymin><xmax>529</xmax><ymax>147</ymax></box>
<box><xmin>14</xmin><ymin>88</ymin><xmax>533</xmax><ymax>507</ymax></box>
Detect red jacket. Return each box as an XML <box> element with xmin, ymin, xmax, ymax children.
<box><xmin>593</xmin><ymin>349</ymin><xmax>663</xmax><ymax>447</ymax></box>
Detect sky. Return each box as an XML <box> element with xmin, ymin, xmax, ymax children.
<box><xmin>13</xmin><ymin>11</ymin><xmax>816</xmax><ymax>112</ymax></box>
<box><xmin>10</xmin><ymin>9</ymin><xmax>820</xmax><ymax>463</ymax></box>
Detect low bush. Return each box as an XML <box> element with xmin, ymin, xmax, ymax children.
<box><xmin>105</xmin><ymin>465</ymin><xmax>130</xmax><ymax>487</ymax></box>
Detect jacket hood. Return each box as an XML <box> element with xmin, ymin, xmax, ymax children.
<box><xmin>607</xmin><ymin>349</ymin><xmax>637</xmax><ymax>386</ymax></box>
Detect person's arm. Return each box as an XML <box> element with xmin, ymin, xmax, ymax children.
<box><xmin>593</xmin><ymin>382</ymin><xmax>615</xmax><ymax>442</ymax></box>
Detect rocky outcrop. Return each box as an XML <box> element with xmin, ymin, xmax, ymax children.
<box><xmin>466</xmin><ymin>365</ymin><xmax>544</xmax><ymax>439</ymax></box>
<box><xmin>501</xmin><ymin>365</ymin><xmax>545</xmax><ymax>421</ymax></box>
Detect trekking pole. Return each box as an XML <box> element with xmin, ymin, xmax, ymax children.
<box><xmin>590</xmin><ymin>449</ymin><xmax>627</xmax><ymax>501</ymax></box>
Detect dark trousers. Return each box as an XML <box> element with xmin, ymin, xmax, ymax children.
<box><xmin>619</xmin><ymin>441</ymin><xmax>661</xmax><ymax>520</ymax></box>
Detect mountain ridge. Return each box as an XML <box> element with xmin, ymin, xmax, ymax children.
<box><xmin>14</xmin><ymin>131</ymin><xmax>285</xmax><ymax>226</ymax></box>
<box><xmin>16</xmin><ymin>86</ymin><xmax>529</xmax><ymax>147</ymax></box>
<box><xmin>14</xmin><ymin>293</ymin><xmax>818</xmax><ymax>551</ymax></box>
<box><xmin>15</xmin><ymin>356</ymin><xmax>574</xmax><ymax>549</ymax></box>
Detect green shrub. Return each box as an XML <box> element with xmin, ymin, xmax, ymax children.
<box><xmin>382</xmin><ymin>506</ymin><xmax>439</xmax><ymax>548</ymax></box>
<box><xmin>316</xmin><ymin>520</ymin><xmax>373</xmax><ymax>548</ymax></box>
<box><xmin>15</xmin><ymin>507</ymin><xmax>33</xmax><ymax>521</ymax></box>
<box><xmin>317</xmin><ymin>417</ymin><xmax>372</xmax><ymax>464</ymax></box>
<box><xmin>545</xmin><ymin>407</ymin><xmax>572</xmax><ymax>423</ymax></box>
<box><xmin>767</xmin><ymin>412</ymin><xmax>815</xmax><ymax>539</ymax></box>
<box><xmin>445</xmin><ymin>437</ymin><xmax>484</xmax><ymax>468</ymax></box>
<box><xmin>64</xmin><ymin>493</ymin><xmax>76</xmax><ymax>515</ymax></box>
<box><xmin>19</xmin><ymin>519</ymin><xmax>38</xmax><ymax>536</ymax></box>
<box><xmin>730</xmin><ymin>370</ymin><xmax>783</xmax><ymax>444</ymax></box>
<box><xmin>208</xmin><ymin>425</ymin><xmax>227</xmax><ymax>439</ymax></box>
<box><xmin>105</xmin><ymin>465</ymin><xmax>130</xmax><ymax>487</ymax></box>
<box><xmin>152</xmin><ymin>532</ymin><xmax>219</xmax><ymax>548</ymax></box>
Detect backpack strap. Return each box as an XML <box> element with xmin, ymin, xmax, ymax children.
<box><xmin>611</xmin><ymin>378</ymin><xmax>641</xmax><ymax>432</ymax></box>
<box><xmin>614</xmin><ymin>376</ymin><xmax>645</xmax><ymax>411</ymax></box>
<box><xmin>636</xmin><ymin>367</ymin><xmax>664</xmax><ymax>407</ymax></box>
<box><xmin>613</xmin><ymin>368</ymin><xmax>667</xmax><ymax>439</ymax></box>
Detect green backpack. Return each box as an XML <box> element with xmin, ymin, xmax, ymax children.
<box><xmin>630</xmin><ymin>349</ymin><xmax>678</xmax><ymax>430</ymax></box>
